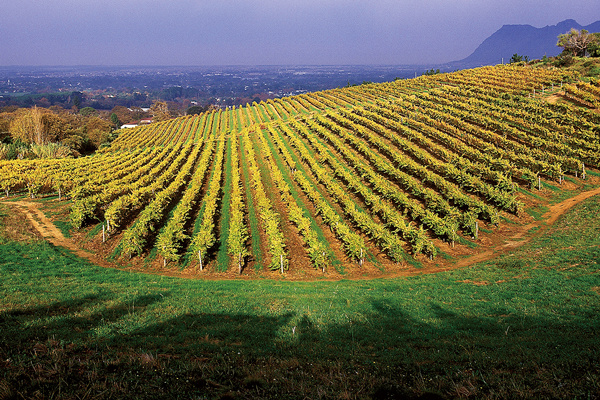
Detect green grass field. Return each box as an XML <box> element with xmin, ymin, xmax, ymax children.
<box><xmin>1</xmin><ymin>195</ymin><xmax>599</xmax><ymax>399</ymax></box>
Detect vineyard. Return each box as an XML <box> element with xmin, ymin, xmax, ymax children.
<box><xmin>2</xmin><ymin>64</ymin><xmax>600</xmax><ymax>278</ymax></box>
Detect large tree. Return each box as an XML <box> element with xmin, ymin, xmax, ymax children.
<box><xmin>110</xmin><ymin>106</ymin><xmax>134</xmax><ymax>125</ymax></box>
<box><xmin>85</xmin><ymin>116</ymin><xmax>112</xmax><ymax>148</ymax></box>
<box><xmin>149</xmin><ymin>100</ymin><xmax>172</xmax><ymax>122</ymax></box>
<box><xmin>557</xmin><ymin>28</ymin><xmax>594</xmax><ymax>57</ymax></box>
<box><xmin>0</xmin><ymin>111</ymin><xmax>16</xmax><ymax>142</ymax></box>
<box><xmin>41</xmin><ymin>112</ymin><xmax>68</xmax><ymax>143</ymax></box>
<box><xmin>8</xmin><ymin>107</ymin><xmax>72</xmax><ymax>145</ymax></box>
<box><xmin>588</xmin><ymin>33</ymin><xmax>600</xmax><ymax>57</ymax></box>
<box><xmin>9</xmin><ymin>107</ymin><xmax>45</xmax><ymax>145</ymax></box>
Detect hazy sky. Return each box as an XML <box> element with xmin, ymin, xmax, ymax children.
<box><xmin>1</xmin><ymin>0</ymin><xmax>598</xmax><ymax>66</ymax></box>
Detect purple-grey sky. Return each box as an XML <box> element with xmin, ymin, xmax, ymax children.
<box><xmin>1</xmin><ymin>0</ymin><xmax>598</xmax><ymax>66</ymax></box>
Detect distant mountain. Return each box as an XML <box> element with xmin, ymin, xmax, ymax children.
<box><xmin>450</xmin><ymin>19</ymin><xmax>600</xmax><ymax>68</ymax></box>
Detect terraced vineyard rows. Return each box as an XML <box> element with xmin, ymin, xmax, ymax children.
<box><xmin>1</xmin><ymin>65</ymin><xmax>599</xmax><ymax>277</ymax></box>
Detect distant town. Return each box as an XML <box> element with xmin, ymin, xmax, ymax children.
<box><xmin>0</xmin><ymin>65</ymin><xmax>437</xmax><ymax>112</ymax></box>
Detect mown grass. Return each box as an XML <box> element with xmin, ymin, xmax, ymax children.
<box><xmin>0</xmin><ymin>195</ymin><xmax>599</xmax><ymax>399</ymax></box>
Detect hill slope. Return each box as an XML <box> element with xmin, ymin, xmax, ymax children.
<box><xmin>452</xmin><ymin>19</ymin><xmax>600</xmax><ymax>68</ymax></box>
<box><xmin>1</xmin><ymin>64</ymin><xmax>599</xmax><ymax>279</ymax></box>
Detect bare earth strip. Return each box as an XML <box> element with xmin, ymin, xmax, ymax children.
<box><xmin>435</xmin><ymin>186</ymin><xmax>600</xmax><ymax>273</ymax></box>
<box><xmin>3</xmin><ymin>187</ymin><xmax>600</xmax><ymax>280</ymax></box>
<box><xmin>3</xmin><ymin>200</ymin><xmax>114</xmax><ymax>269</ymax></box>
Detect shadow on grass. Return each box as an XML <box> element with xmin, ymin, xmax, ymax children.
<box><xmin>0</xmin><ymin>292</ymin><xmax>165</xmax><ymax>345</ymax></box>
<box><xmin>1</xmin><ymin>237</ymin><xmax>599</xmax><ymax>399</ymax></box>
<box><xmin>2</xmin><ymin>289</ymin><xmax>598</xmax><ymax>399</ymax></box>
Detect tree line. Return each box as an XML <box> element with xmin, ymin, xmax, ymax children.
<box><xmin>0</xmin><ymin>100</ymin><xmax>218</xmax><ymax>160</ymax></box>
<box><xmin>0</xmin><ymin>105</ymin><xmax>136</xmax><ymax>160</ymax></box>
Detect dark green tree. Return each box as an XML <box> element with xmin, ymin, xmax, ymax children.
<box><xmin>423</xmin><ymin>69</ymin><xmax>440</xmax><ymax>76</ymax></box>
<box><xmin>509</xmin><ymin>53</ymin><xmax>529</xmax><ymax>63</ymax></box>
<box><xmin>79</xmin><ymin>107</ymin><xmax>97</xmax><ymax>117</ymax></box>
<box><xmin>588</xmin><ymin>32</ymin><xmax>600</xmax><ymax>57</ymax></box>
<box><xmin>110</xmin><ymin>113</ymin><xmax>120</xmax><ymax>128</ymax></box>
<box><xmin>71</xmin><ymin>92</ymin><xmax>82</xmax><ymax>109</ymax></box>
<box><xmin>186</xmin><ymin>105</ymin><xmax>206</xmax><ymax>115</ymax></box>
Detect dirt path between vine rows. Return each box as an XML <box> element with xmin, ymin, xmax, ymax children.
<box><xmin>2</xmin><ymin>200</ymin><xmax>114</xmax><ymax>269</ymax></box>
<box><xmin>416</xmin><ymin>186</ymin><xmax>600</xmax><ymax>276</ymax></box>
<box><xmin>3</xmin><ymin>186</ymin><xmax>600</xmax><ymax>280</ymax></box>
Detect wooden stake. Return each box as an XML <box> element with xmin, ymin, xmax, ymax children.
<box><xmin>102</xmin><ymin>224</ymin><xmax>105</xmax><ymax>243</ymax></box>
<box><xmin>559</xmin><ymin>168</ymin><xmax>562</xmax><ymax>185</ymax></box>
<box><xmin>475</xmin><ymin>221</ymin><xmax>479</xmax><ymax>240</ymax></box>
<box><xmin>538</xmin><ymin>175</ymin><xmax>541</xmax><ymax>191</ymax></box>
<box><xmin>359</xmin><ymin>248</ymin><xmax>364</xmax><ymax>267</ymax></box>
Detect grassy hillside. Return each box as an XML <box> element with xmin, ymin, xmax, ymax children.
<box><xmin>1</xmin><ymin>63</ymin><xmax>600</xmax><ymax>398</ymax></box>
<box><xmin>1</xmin><ymin>183</ymin><xmax>599</xmax><ymax>399</ymax></box>
<box><xmin>1</xmin><ymin>64</ymin><xmax>599</xmax><ymax>277</ymax></box>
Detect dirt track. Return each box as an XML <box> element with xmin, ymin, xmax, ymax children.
<box><xmin>4</xmin><ymin>186</ymin><xmax>600</xmax><ymax>280</ymax></box>
<box><xmin>3</xmin><ymin>200</ymin><xmax>114</xmax><ymax>269</ymax></box>
<box><xmin>414</xmin><ymin>186</ymin><xmax>600</xmax><ymax>274</ymax></box>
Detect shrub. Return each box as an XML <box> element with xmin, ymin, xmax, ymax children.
<box><xmin>29</xmin><ymin>143</ymin><xmax>72</xmax><ymax>159</ymax></box>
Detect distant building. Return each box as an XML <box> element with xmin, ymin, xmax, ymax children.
<box><xmin>126</xmin><ymin>107</ymin><xmax>151</xmax><ymax>112</ymax></box>
<box><xmin>120</xmin><ymin>118</ymin><xmax>153</xmax><ymax>130</ymax></box>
